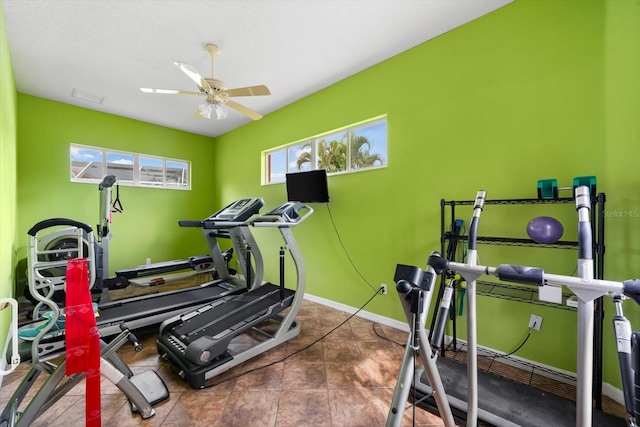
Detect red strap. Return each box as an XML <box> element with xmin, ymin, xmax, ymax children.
<box><xmin>65</xmin><ymin>258</ymin><xmax>101</xmax><ymax>427</ymax></box>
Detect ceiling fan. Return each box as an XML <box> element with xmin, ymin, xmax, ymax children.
<box><xmin>140</xmin><ymin>44</ymin><xmax>270</xmax><ymax>121</ymax></box>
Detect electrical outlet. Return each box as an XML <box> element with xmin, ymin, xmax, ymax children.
<box><xmin>380</xmin><ymin>283</ymin><xmax>387</xmax><ymax>295</ymax></box>
<box><xmin>529</xmin><ymin>314</ymin><xmax>543</xmax><ymax>331</ymax></box>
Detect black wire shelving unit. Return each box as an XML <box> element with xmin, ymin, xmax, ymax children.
<box><xmin>437</xmin><ymin>193</ymin><xmax>607</xmax><ymax>408</ymax></box>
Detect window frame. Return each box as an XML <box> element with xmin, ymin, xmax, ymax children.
<box><xmin>70</xmin><ymin>143</ymin><xmax>191</xmax><ymax>190</ymax></box>
<box><xmin>262</xmin><ymin>115</ymin><xmax>387</xmax><ymax>185</ymax></box>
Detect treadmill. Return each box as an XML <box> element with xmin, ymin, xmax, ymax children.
<box><xmin>112</xmin><ymin>253</ymin><xmax>215</xmax><ymax>286</ymax></box>
<box><xmin>156</xmin><ymin>201</ymin><xmax>313</xmax><ymax>389</ymax></box>
<box><xmin>27</xmin><ymin>197</ymin><xmax>266</xmax><ymax>337</ymax></box>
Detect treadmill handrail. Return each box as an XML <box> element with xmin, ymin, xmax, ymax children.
<box><xmin>178</xmin><ymin>219</ymin><xmax>250</xmax><ymax>229</ymax></box>
<box><xmin>251</xmin><ymin>205</ymin><xmax>313</xmax><ymax>227</ymax></box>
<box><xmin>114</xmin><ymin>255</ymin><xmax>213</xmax><ymax>279</ymax></box>
<box><xmin>202</xmin><ymin>220</ymin><xmax>251</xmax><ymax>229</ymax></box>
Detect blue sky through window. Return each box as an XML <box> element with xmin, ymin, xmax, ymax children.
<box><xmin>71</xmin><ymin>146</ymin><xmax>102</xmax><ymax>162</ymax></box>
<box><xmin>107</xmin><ymin>152</ymin><xmax>133</xmax><ymax>165</ymax></box>
<box><xmin>353</xmin><ymin>121</ymin><xmax>387</xmax><ymax>164</ymax></box>
<box><xmin>167</xmin><ymin>160</ymin><xmax>186</xmax><ymax>169</ymax></box>
<box><xmin>288</xmin><ymin>144</ymin><xmax>312</xmax><ymax>172</ymax></box>
<box><xmin>141</xmin><ymin>157</ymin><xmax>163</xmax><ymax>168</ymax></box>
<box><xmin>270</xmin><ymin>150</ymin><xmax>286</xmax><ymax>183</ymax></box>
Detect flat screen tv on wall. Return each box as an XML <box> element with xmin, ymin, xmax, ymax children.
<box><xmin>286</xmin><ymin>169</ymin><xmax>330</xmax><ymax>203</ymax></box>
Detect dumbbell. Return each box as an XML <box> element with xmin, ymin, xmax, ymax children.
<box><xmin>537</xmin><ymin>176</ymin><xmax>597</xmax><ymax>199</ymax></box>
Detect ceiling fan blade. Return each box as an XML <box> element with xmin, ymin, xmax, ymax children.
<box><xmin>225</xmin><ymin>99</ymin><xmax>263</xmax><ymax>120</ymax></box>
<box><xmin>140</xmin><ymin>88</ymin><xmax>203</xmax><ymax>95</ymax></box>
<box><xmin>173</xmin><ymin>61</ymin><xmax>213</xmax><ymax>93</ymax></box>
<box><xmin>224</xmin><ymin>85</ymin><xmax>271</xmax><ymax>97</ymax></box>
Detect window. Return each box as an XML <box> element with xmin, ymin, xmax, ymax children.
<box><xmin>70</xmin><ymin>146</ymin><xmax>103</xmax><ymax>180</ymax></box>
<box><xmin>350</xmin><ymin>121</ymin><xmax>386</xmax><ymax>170</ymax></box>
<box><xmin>107</xmin><ymin>152</ymin><xmax>134</xmax><ymax>184</ymax></box>
<box><xmin>166</xmin><ymin>160</ymin><xmax>189</xmax><ymax>188</ymax></box>
<box><xmin>70</xmin><ymin>144</ymin><xmax>190</xmax><ymax>190</ymax></box>
<box><xmin>263</xmin><ymin>116</ymin><xmax>387</xmax><ymax>184</ymax></box>
<box><xmin>265</xmin><ymin>149</ymin><xmax>287</xmax><ymax>185</ymax></box>
<box><xmin>139</xmin><ymin>156</ymin><xmax>164</xmax><ymax>187</ymax></box>
<box><xmin>287</xmin><ymin>142</ymin><xmax>313</xmax><ymax>173</ymax></box>
<box><xmin>317</xmin><ymin>131</ymin><xmax>348</xmax><ymax>174</ymax></box>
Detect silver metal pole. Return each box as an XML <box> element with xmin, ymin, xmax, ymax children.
<box><xmin>575</xmin><ymin>186</ymin><xmax>594</xmax><ymax>427</ymax></box>
<box><xmin>466</xmin><ymin>190</ymin><xmax>486</xmax><ymax>427</ymax></box>
<box><xmin>466</xmin><ymin>248</ymin><xmax>478</xmax><ymax>427</ymax></box>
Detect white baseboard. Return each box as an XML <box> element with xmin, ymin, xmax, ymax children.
<box><xmin>602</xmin><ymin>382</ymin><xmax>625</xmax><ymax>407</ymax></box>
<box><xmin>303</xmin><ymin>293</ymin><xmax>409</xmax><ymax>332</ymax></box>
<box><xmin>303</xmin><ymin>293</ymin><xmax>625</xmax><ymax>407</ymax></box>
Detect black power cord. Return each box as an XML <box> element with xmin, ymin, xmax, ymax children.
<box><xmin>372</xmin><ymin>323</ymin><xmax>405</xmax><ymax>348</ymax></box>
<box><xmin>495</xmin><ymin>327</ymin><xmax>534</xmax><ymax>359</ymax></box>
<box><xmin>326</xmin><ymin>204</ymin><xmax>378</xmax><ymax>293</ymax></box>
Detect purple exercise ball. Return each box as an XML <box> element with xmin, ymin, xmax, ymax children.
<box><xmin>526</xmin><ymin>216</ymin><xmax>564</xmax><ymax>244</ymax></box>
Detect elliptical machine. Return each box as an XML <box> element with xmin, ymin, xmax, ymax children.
<box><xmin>388</xmin><ymin>187</ymin><xmax>640</xmax><ymax>427</ymax></box>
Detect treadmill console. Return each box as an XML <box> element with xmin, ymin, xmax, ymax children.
<box><xmin>178</xmin><ymin>198</ymin><xmax>264</xmax><ymax>228</ymax></box>
<box><xmin>207</xmin><ymin>198</ymin><xmax>265</xmax><ymax>222</ymax></box>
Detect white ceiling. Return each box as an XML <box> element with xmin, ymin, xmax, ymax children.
<box><xmin>2</xmin><ymin>0</ymin><xmax>512</xmax><ymax>138</ymax></box>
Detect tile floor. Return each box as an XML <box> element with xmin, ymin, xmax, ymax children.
<box><xmin>0</xmin><ymin>297</ymin><xmax>628</xmax><ymax>426</ymax></box>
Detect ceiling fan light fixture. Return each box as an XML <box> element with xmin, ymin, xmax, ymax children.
<box><xmin>143</xmin><ymin>43</ymin><xmax>270</xmax><ymax>122</ymax></box>
<box><xmin>214</xmin><ymin>102</ymin><xmax>228</xmax><ymax>120</ymax></box>
<box><xmin>198</xmin><ymin>101</ymin><xmax>213</xmax><ymax>119</ymax></box>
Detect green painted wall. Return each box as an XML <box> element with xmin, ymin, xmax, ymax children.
<box><xmin>601</xmin><ymin>0</ymin><xmax>640</xmax><ymax>387</ymax></box>
<box><xmin>213</xmin><ymin>0</ymin><xmax>640</xmax><ymax>387</ymax></box>
<box><xmin>0</xmin><ymin>3</ymin><xmax>17</xmax><ymax>349</ymax></box>
<box><xmin>15</xmin><ymin>95</ymin><xmax>217</xmax><ymax>286</ymax></box>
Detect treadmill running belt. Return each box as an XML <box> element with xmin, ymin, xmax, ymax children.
<box><xmin>97</xmin><ymin>282</ymin><xmax>240</xmax><ymax>326</ymax></box>
<box><xmin>173</xmin><ymin>284</ymin><xmax>293</xmax><ymax>342</ymax></box>
<box><xmin>115</xmin><ymin>259</ymin><xmax>193</xmax><ymax>279</ymax></box>
<box><xmin>416</xmin><ymin>357</ymin><xmax>626</xmax><ymax>427</ymax></box>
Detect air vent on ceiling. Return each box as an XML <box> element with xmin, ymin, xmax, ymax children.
<box><xmin>71</xmin><ymin>88</ymin><xmax>107</xmax><ymax>104</ymax></box>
